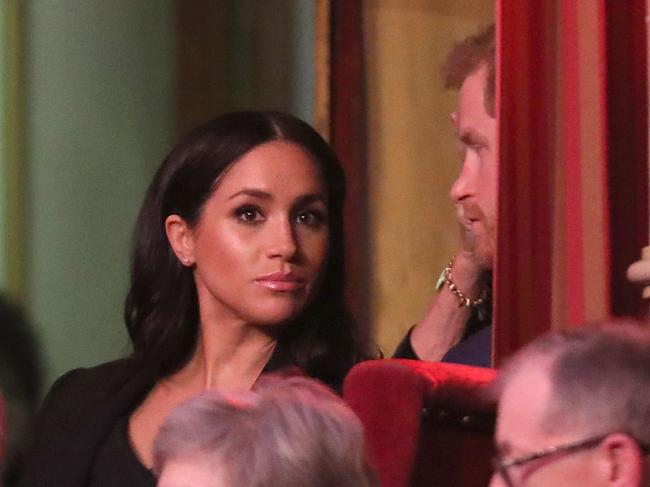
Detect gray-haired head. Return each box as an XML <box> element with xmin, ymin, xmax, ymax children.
<box><xmin>153</xmin><ymin>375</ymin><xmax>377</xmax><ymax>487</ymax></box>
<box><xmin>495</xmin><ymin>320</ymin><xmax>650</xmax><ymax>443</ymax></box>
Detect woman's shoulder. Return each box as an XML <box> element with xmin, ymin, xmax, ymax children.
<box><xmin>39</xmin><ymin>358</ymin><xmax>147</xmax><ymax>417</ymax></box>
<box><xmin>21</xmin><ymin>359</ymin><xmax>156</xmax><ymax>485</ymax></box>
<box><xmin>48</xmin><ymin>359</ymin><xmax>138</xmax><ymax>393</ymax></box>
<box><xmin>27</xmin><ymin>358</ymin><xmax>155</xmax><ymax>456</ymax></box>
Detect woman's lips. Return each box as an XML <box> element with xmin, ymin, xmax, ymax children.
<box><xmin>255</xmin><ymin>272</ymin><xmax>306</xmax><ymax>292</ymax></box>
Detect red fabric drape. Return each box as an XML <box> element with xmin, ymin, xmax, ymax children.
<box><xmin>496</xmin><ymin>0</ymin><xmax>648</xmax><ymax>362</ymax></box>
<box><xmin>494</xmin><ymin>2</ymin><xmax>557</xmax><ymax>364</ymax></box>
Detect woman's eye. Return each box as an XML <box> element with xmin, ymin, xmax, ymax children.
<box><xmin>235</xmin><ymin>206</ymin><xmax>264</xmax><ymax>223</ymax></box>
<box><xmin>296</xmin><ymin>209</ymin><xmax>327</xmax><ymax>227</ymax></box>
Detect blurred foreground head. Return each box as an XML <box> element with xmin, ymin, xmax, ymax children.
<box><xmin>0</xmin><ymin>390</ymin><xmax>6</xmax><ymax>471</ymax></box>
<box><xmin>490</xmin><ymin>320</ymin><xmax>650</xmax><ymax>487</ymax></box>
<box><xmin>154</xmin><ymin>375</ymin><xmax>377</xmax><ymax>487</ymax></box>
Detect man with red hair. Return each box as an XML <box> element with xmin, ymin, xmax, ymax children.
<box><xmin>402</xmin><ymin>25</ymin><xmax>496</xmax><ymax>366</ymax></box>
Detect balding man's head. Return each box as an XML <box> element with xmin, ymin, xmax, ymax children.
<box><xmin>491</xmin><ymin>321</ymin><xmax>650</xmax><ymax>487</ymax></box>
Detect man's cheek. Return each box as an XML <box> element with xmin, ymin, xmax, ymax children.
<box><xmin>462</xmin><ymin>201</ymin><xmax>482</xmax><ymax>220</ymax></box>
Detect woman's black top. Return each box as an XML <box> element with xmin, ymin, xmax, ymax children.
<box><xmin>19</xmin><ymin>343</ymin><xmax>305</xmax><ymax>487</ymax></box>
<box><xmin>88</xmin><ymin>416</ymin><xmax>154</xmax><ymax>487</ymax></box>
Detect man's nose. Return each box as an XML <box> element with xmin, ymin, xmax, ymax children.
<box><xmin>449</xmin><ymin>159</ymin><xmax>475</xmax><ymax>203</ymax></box>
<box><xmin>266</xmin><ymin>219</ymin><xmax>298</xmax><ymax>260</ymax></box>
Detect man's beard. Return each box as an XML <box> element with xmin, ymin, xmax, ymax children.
<box><xmin>461</xmin><ymin>200</ymin><xmax>496</xmax><ymax>270</ymax></box>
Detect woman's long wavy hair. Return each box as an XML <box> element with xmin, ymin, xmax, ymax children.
<box><xmin>124</xmin><ymin>111</ymin><xmax>370</xmax><ymax>384</ymax></box>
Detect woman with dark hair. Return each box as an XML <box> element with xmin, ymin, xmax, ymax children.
<box><xmin>21</xmin><ymin>111</ymin><xmax>372</xmax><ymax>487</ymax></box>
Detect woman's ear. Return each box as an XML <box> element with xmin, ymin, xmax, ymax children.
<box><xmin>602</xmin><ymin>433</ymin><xmax>644</xmax><ymax>487</ymax></box>
<box><xmin>165</xmin><ymin>214</ymin><xmax>195</xmax><ymax>266</ymax></box>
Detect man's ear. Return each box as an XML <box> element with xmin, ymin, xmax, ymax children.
<box><xmin>601</xmin><ymin>433</ymin><xmax>644</xmax><ymax>486</ymax></box>
<box><xmin>165</xmin><ymin>214</ymin><xmax>195</xmax><ymax>267</ymax></box>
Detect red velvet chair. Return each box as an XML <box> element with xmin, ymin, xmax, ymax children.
<box><xmin>343</xmin><ymin>359</ymin><xmax>497</xmax><ymax>487</ymax></box>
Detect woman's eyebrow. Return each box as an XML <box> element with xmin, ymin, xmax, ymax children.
<box><xmin>227</xmin><ymin>189</ymin><xmax>272</xmax><ymax>200</ymax></box>
<box><xmin>227</xmin><ymin>189</ymin><xmax>327</xmax><ymax>206</ymax></box>
<box><xmin>294</xmin><ymin>193</ymin><xmax>327</xmax><ymax>206</ymax></box>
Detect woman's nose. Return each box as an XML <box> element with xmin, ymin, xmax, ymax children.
<box><xmin>266</xmin><ymin>219</ymin><xmax>298</xmax><ymax>260</ymax></box>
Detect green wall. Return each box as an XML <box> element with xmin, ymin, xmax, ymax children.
<box><xmin>25</xmin><ymin>0</ymin><xmax>175</xmax><ymax>388</ymax></box>
<box><xmin>22</xmin><ymin>1</ymin><xmax>317</xmax><ymax>391</ymax></box>
<box><xmin>230</xmin><ymin>0</ymin><xmax>316</xmax><ymax>122</ymax></box>
<box><xmin>0</xmin><ymin>4</ymin><xmax>6</xmax><ymax>290</ymax></box>
<box><xmin>288</xmin><ymin>0</ymin><xmax>316</xmax><ymax>124</ymax></box>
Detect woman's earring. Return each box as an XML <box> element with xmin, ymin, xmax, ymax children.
<box><xmin>181</xmin><ymin>256</ymin><xmax>192</xmax><ymax>266</ymax></box>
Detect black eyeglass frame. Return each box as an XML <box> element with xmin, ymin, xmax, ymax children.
<box><xmin>492</xmin><ymin>433</ymin><xmax>650</xmax><ymax>487</ymax></box>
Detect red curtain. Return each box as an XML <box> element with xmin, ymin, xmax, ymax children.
<box><xmin>494</xmin><ymin>1</ymin><xmax>557</xmax><ymax>365</ymax></box>
<box><xmin>495</xmin><ymin>0</ymin><xmax>648</xmax><ymax>364</ymax></box>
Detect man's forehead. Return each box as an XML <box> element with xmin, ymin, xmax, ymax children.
<box><xmin>455</xmin><ymin>67</ymin><xmax>493</xmax><ymax>122</ymax></box>
<box><xmin>496</xmin><ymin>364</ymin><xmax>555</xmax><ymax>452</ymax></box>
<box><xmin>453</xmin><ymin>73</ymin><xmax>494</xmax><ymax>139</ymax></box>
<box><xmin>458</xmin><ymin>66</ymin><xmax>488</xmax><ymax>106</ymax></box>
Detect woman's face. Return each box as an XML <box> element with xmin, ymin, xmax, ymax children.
<box><xmin>168</xmin><ymin>141</ymin><xmax>329</xmax><ymax>327</ymax></box>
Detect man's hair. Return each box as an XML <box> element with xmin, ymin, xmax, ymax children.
<box><xmin>153</xmin><ymin>375</ymin><xmax>377</xmax><ymax>487</ymax></box>
<box><xmin>443</xmin><ymin>24</ymin><xmax>495</xmax><ymax>117</ymax></box>
<box><xmin>498</xmin><ymin>320</ymin><xmax>650</xmax><ymax>444</ymax></box>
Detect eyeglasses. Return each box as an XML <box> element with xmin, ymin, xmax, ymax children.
<box><xmin>491</xmin><ymin>435</ymin><xmax>606</xmax><ymax>487</ymax></box>
<box><xmin>492</xmin><ymin>434</ymin><xmax>650</xmax><ymax>487</ymax></box>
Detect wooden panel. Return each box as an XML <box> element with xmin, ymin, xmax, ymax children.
<box><xmin>314</xmin><ymin>0</ymin><xmax>330</xmax><ymax>140</ymax></box>
<box><xmin>330</xmin><ymin>0</ymin><xmax>369</xmax><ymax>331</ymax></box>
<box><xmin>605</xmin><ymin>0</ymin><xmax>648</xmax><ymax>317</ymax></box>
<box><xmin>174</xmin><ymin>0</ymin><xmax>231</xmax><ymax>136</ymax></box>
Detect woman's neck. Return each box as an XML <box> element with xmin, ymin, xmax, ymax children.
<box><xmin>175</xmin><ymin>318</ymin><xmax>278</xmax><ymax>392</ymax></box>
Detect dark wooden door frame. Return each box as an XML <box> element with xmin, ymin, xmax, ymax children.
<box><xmin>328</xmin><ymin>1</ymin><xmax>370</xmax><ymax>331</ymax></box>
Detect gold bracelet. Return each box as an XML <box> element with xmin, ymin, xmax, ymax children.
<box><xmin>440</xmin><ymin>258</ymin><xmax>484</xmax><ymax>308</ymax></box>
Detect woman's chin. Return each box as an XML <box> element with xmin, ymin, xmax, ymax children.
<box><xmin>248</xmin><ymin>302</ymin><xmax>306</xmax><ymax>327</ymax></box>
